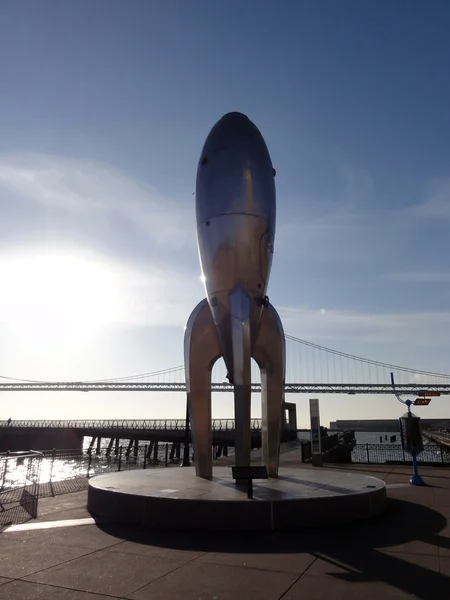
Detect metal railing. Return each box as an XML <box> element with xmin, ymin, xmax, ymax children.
<box><xmin>351</xmin><ymin>443</ymin><xmax>449</xmax><ymax>465</ymax></box>
<box><xmin>298</xmin><ymin>439</ymin><xmax>450</xmax><ymax>466</ymax></box>
<box><xmin>0</xmin><ymin>451</ymin><xmax>43</xmax><ymax>526</ymax></box>
<box><xmin>0</xmin><ymin>443</ymin><xmax>195</xmax><ymax>525</ymax></box>
<box><xmin>2</xmin><ymin>440</ymin><xmax>448</xmax><ymax>526</ymax></box>
<box><xmin>1</xmin><ymin>381</ymin><xmax>450</xmax><ymax>394</ymax></box>
<box><xmin>0</xmin><ymin>418</ymin><xmax>264</xmax><ymax>431</ymax></box>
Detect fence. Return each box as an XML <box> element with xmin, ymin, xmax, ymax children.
<box><xmin>0</xmin><ymin>451</ymin><xmax>43</xmax><ymax>527</ymax></box>
<box><xmin>0</xmin><ymin>418</ymin><xmax>263</xmax><ymax>431</ymax></box>
<box><xmin>2</xmin><ymin>440</ymin><xmax>449</xmax><ymax>526</ymax></box>
<box><xmin>351</xmin><ymin>443</ymin><xmax>450</xmax><ymax>465</ymax></box>
<box><xmin>298</xmin><ymin>440</ymin><xmax>449</xmax><ymax>466</ymax></box>
<box><xmin>0</xmin><ymin>443</ymin><xmax>191</xmax><ymax>526</ymax></box>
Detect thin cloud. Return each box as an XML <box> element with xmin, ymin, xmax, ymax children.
<box><xmin>339</xmin><ymin>164</ymin><xmax>375</xmax><ymax>209</ymax></box>
<box><xmin>279</xmin><ymin>305</ymin><xmax>450</xmax><ymax>348</ymax></box>
<box><xmin>114</xmin><ymin>260</ymin><xmax>204</xmax><ymax>327</ymax></box>
<box><xmin>276</xmin><ymin>197</ymin><xmax>366</xmax><ymax>262</ymax></box>
<box><xmin>0</xmin><ymin>153</ymin><xmax>205</xmax><ymax>334</ymax></box>
<box><xmin>383</xmin><ymin>272</ymin><xmax>450</xmax><ymax>283</ymax></box>
<box><xmin>0</xmin><ymin>248</ymin><xmax>204</xmax><ymax>329</ymax></box>
<box><xmin>413</xmin><ymin>178</ymin><xmax>450</xmax><ymax>219</ymax></box>
<box><xmin>0</xmin><ymin>152</ymin><xmax>195</xmax><ymax>250</ymax></box>
<box><xmin>275</xmin><ymin>164</ymin><xmax>394</xmax><ymax>264</ymax></box>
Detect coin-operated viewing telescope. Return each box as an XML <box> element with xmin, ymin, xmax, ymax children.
<box><xmin>399</xmin><ymin>410</ymin><xmax>425</xmax><ymax>485</ymax></box>
<box><xmin>184</xmin><ymin>112</ymin><xmax>286</xmax><ymax>480</ymax></box>
<box><xmin>399</xmin><ymin>411</ymin><xmax>424</xmax><ymax>455</ymax></box>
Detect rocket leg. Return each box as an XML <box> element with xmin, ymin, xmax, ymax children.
<box><xmin>184</xmin><ymin>299</ymin><xmax>222</xmax><ymax>479</ymax></box>
<box><xmin>252</xmin><ymin>303</ymin><xmax>286</xmax><ymax>477</ymax></box>
<box><xmin>229</xmin><ymin>286</ymin><xmax>252</xmax><ymax>468</ymax></box>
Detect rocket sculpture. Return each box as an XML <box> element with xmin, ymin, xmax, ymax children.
<box><xmin>184</xmin><ymin>112</ymin><xmax>286</xmax><ymax>479</ymax></box>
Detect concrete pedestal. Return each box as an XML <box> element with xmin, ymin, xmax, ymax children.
<box><xmin>88</xmin><ymin>467</ymin><xmax>387</xmax><ymax>531</ymax></box>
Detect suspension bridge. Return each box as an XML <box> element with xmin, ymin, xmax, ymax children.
<box><xmin>1</xmin><ymin>334</ymin><xmax>448</xmax><ymax>452</ymax></box>
<box><xmin>1</xmin><ymin>334</ymin><xmax>450</xmax><ymax>395</ymax></box>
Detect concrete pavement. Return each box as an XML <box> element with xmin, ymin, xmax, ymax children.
<box><xmin>0</xmin><ymin>460</ymin><xmax>449</xmax><ymax>599</ymax></box>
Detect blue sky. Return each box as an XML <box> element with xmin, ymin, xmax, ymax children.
<box><xmin>1</xmin><ymin>1</ymin><xmax>450</xmax><ymax>426</ymax></box>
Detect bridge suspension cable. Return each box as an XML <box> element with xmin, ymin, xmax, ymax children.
<box><xmin>0</xmin><ymin>365</ymin><xmax>185</xmax><ymax>385</ymax></box>
<box><xmin>285</xmin><ymin>334</ymin><xmax>450</xmax><ymax>379</ymax></box>
<box><xmin>87</xmin><ymin>365</ymin><xmax>185</xmax><ymax>383</ymax></box>
<box><xmin>0</xmin><ymin>374</ymin><xmax>44</xmax><ymax>383</ymax></box>
<box><xmin>1</xmin><ymin>333</ymin><xmax>449</xmax><ymax>385</ymax></box>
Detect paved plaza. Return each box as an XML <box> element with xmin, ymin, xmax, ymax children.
<box><xmin>0</xmin><ymin>456</ymin><xmax>449</xmax><ymax>599</ymax></box>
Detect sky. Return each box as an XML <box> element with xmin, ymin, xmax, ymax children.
<box><xmin>1</xmin><ymin>0</ymin><xmax>450</xmax><ymax>427</ymax></box>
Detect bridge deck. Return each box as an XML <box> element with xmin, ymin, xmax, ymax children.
<box><xmin>0</xmin><ymin>418</ymin><xmax>263</xmax><ymax>430</ymax></box>
<box><xmin>0</xmin><ymin>382</ymin><xmax>449</xmax><ymax>394</ymax></box>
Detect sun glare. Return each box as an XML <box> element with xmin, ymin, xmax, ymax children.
<box><xmin>0</xmin><ymin>252</ymin><xmax>120</xmax><ymax>349</ymax></box>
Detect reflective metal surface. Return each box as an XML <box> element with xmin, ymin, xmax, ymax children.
<box><xmin>253</xmin><ymin>303</ymin><xmax>286</xmax><ymax>476</ymax></box>
<box><xmin>184</xmin><ymin>299</ymin><xmax>221</xmax><ymax>478</ymax></box>
<box><xmin>196</xmin><ymin>112</ymin><xmax>276</xmax><ymax>377</ymax></box>
<box><xmin>185</xmin><ymin>112</ymin><xmax>285</xmax><ymax>478</ymax></box>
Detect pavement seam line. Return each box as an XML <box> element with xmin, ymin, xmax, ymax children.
<box><xmin>1</xmin><ymin>536</ymin><xmax>125</xmax><ymax>553</ymax></box>
<box><xmin>193</xmin><ymin>554</ymin><xmax>315</xmax><ymax>576</ymax></box>
<box><xmin>2</xmin><ymin>578</ymin><xmax>124</xmax><ymax>599</ymax></box>
<box><xmin>18</xmin><ymin>539</ymin><xmax>126</xmax><ymax>580</ymax></box>
<box><xmin>277</xmin><ymin>555</ymin><xmax>319</xmax><ymax>600</ymax></box>
<box><xmin>123</xmin><ymin>549</ymin><xmax>210</xmax><ymax>597</ymax></box>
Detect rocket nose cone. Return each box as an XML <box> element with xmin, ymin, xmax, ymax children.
<box><xmin>217</xmin><ymin>112</ymin><xmax>251</xmax><ymax>131</ymax></box>
<box><xmin>204</xmin><ymin>111</ymin><xmax>263</xmax><ymax>155</ymax></box>
<box><xmin>221</xmin><ymin>111</ymin><xmax>249</xmax><ymax>121</ymax></box>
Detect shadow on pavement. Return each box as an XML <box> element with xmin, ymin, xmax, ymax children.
<box><xmin>98</xmin><ymin>497</ymin><xmax>450</xmax><ymax>600</ymax></box>
<box><xmin>325</xmin><ymin>463</ymin><xmax>450</xmax><ymax>480</ymax></box>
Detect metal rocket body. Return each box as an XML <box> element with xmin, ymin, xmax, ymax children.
<box><xmin>195</xmin><ymin>112</ymin><xmax>276</xmax><ymax>382</ymax></box>
<box><xmin>185</xmin><ymin>111</ymin><xmax>285</xmax><ymax>479</ymax></box>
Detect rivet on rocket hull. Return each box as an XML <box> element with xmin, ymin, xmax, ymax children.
<box><xmin>184</xmin><ymin>112</ymin><xmax>286</xmax><ymax>479</ymax></box>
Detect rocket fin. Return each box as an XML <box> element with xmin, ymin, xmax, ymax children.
<box><xmin>252</xmin><ymin>303</ymin><xmax>286</xmax><ymax>477</ymax></box>
<box><xmin>184</xmin><ymin>299</ymin><xmax>222</xmax><ymax>478</ymax></box>
<box><xmin>229</xmin><ymin>286</ymin><xmax>252</xmax><ymax>468</ymax></box>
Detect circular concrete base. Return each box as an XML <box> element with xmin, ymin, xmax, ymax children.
<box><xmin>88</xmin><ymin>467</ymin><xmax>387</xmax><ymax>531</ymax></box>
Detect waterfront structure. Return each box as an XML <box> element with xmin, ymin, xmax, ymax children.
<box><xmin>330</xmin><ymin>418</ymin><xmax>450</xmax><ymax>432</ymax></box>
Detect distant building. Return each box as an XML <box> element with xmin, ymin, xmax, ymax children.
<box><xmin>329</xmin><ymin>418</ymin><xmax>450</xmax><ymax>432</ymax></box>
